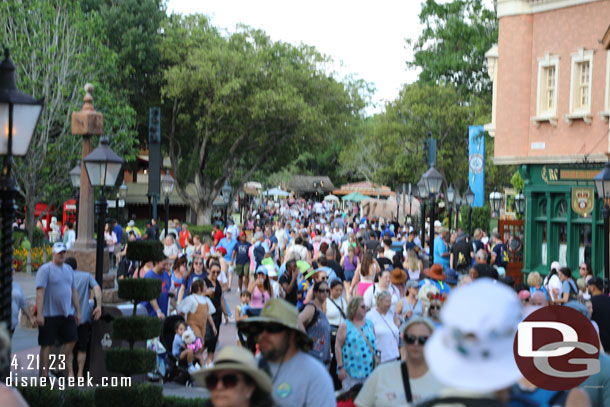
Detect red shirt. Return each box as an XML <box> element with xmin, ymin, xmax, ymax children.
<box><xmin>179</xmin><ymin>230</ymin><xmax>191</xmax><ymax>248</ymax></box>
<box><xmin>213</xmin><ymin>230</ymin><xmax>225</xmax><ymax>245</ymax></box>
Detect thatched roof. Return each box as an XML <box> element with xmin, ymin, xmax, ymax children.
<box><xmin>286</xmin><ymin>175</ymin><xmax>334</xmax><ymax>193</ymax></box>
<box><xmin>333</xmin><ymin>181</ymin><xmax>394</xmax><ymax>197</ymax></box>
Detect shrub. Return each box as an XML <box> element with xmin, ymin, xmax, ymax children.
<box><xmin>104</xmin><ymin>348</ymin><xmax>157</xmax><ymax>376</ymax></box>
<box><xmin>94</xmin><ymin>383</ymin><xmax>163</xmax><ymax>407</ymax></box>
<box><xmin>118</xmin><ymin>278</ymin><xmax>162</xmax><ymax>307</ymax></box>
<box><xmin>188</xmin><ymin>224</ymin><xmax>214</xmax><ymax>238</ymax></box>
<box><xmin>125</xmin><ymin>240</ymin><xmax>164</xmax><ymax>262</ymax></box>
<box><xmin>112</xmin><ymin>316</ymin><xmax>163</xmax><ymax>347</ymax></box>
<box><xmin>162</xmin><ymin>396</ymin><xmax>211</xmax><ymax>407</ymax></box>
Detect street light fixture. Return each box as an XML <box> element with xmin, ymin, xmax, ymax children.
<box><xmin>161</xmin><ymin>171</ymin><xmax>174</xmax><ymax>238</ymax></box>
<box><xmin>417</xmin><ymin>179</ymin><xmax>428</xmax><ymax>244</ymax></box>
<box><xmin>0</xmin><ymin>48</ymin><xmax>44</xmax><ymax>336</ymax></box>
<box><xmin>421</xmin><ymin>167</ymin><xmax>445</xmax><ymax>259</ymax></box>
<box><xmin>116</xmin><ymin>181</ymin><xmax>127</xmax><ymax>222</ymax></box>
<box><xmin>83</xmin><ymin>136</ymin><xmax>124</xmax><ymax>287</ymax></box>
<box><xmin>465</xmin><ymin>186</ymin><xmax>475</xmax><ymax>237</ymax></box>
<box><xmin>447</xmin><ymin>184</ymin><xmax>455</xmax><ymax>231</ymax></box>
<box><xmin>455</xmin><ymin>192</ymin><xmax>462</xmax><ymax>231</ymax></box>
<box><xmin>514</xmin><ymin>189</ymin><xmax>525</xmax><ymax>215</ymax></box>
<box><xmin>221</xmin><ymin>179</ymin><xmax>232</xmax><ymax>226</ymax></box>
<box><xmin>489</xmin><ymin>187</ymin><xmax>503</xmax><ymax>217</ymax></box>
<box><xmin>69</xmin><ymin>163</ymin><xmax>81</xmax><ymax>239</ymax></box>
<box><xmin>594</xmin><ymin>162</ymin><xmax>610</xmax><ymax>291</ymax></box>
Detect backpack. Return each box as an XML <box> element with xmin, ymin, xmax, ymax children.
<box><xmin>253</xmin><ymin>244</ymin><xmax>266</xmax><ymax>269</ymax></box>
<box><xmin>300</xmin><ymin>303</ymin><xmax>319</xmax><ymax>330</ymax></box>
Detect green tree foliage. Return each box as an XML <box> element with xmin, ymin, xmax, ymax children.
<box><xmin>0</xmin><ymin>0</ymin><xmax>138</xmax><ymax>242</ymax></box>
<box><xmin>161</xmin><ymin>15</ymin><xmax>365</xmax><ymax>223</ymax></box>
<box><xmin>407</xmin><ymin>0</ymin><xmax>498</xmax><ymax>100</ymax></box>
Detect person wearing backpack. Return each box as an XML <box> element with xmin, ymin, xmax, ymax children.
<box><xmin>252</xmin><ymin>231</ymin><xmax>269</xmax><ymax>270</ymax></box>
<box><xmin>490</xmin><ymin>232</ymin><xmax>508</xmax><ymax>268</ymax></box>
<box><xmin>450</xmin><ymin>232</ymin><xmax>473</xmax><ymax>274</ymax></box>
<box><xmin>556</xmin><ymin>267</ymin><xmax>579</xmax><ymax>304</ymax></box>
<box><xmin>298</xmin><ymin>281</ymin><xmax>331</xmax><ymax>368</ymax></box>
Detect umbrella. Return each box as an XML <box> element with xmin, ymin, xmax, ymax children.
<box><xmin>263</xmin><ymin>187</ymin><xmax>290</xmax><ymax>197</ymax></box>
<box><xmin>342</xmin><ymin>191</ymin><xmax>367</xmax><ymax>202</ymax></box>
<box><xmin>324</xmin><ymin>194</ymin><xmax>339</xmax><ymax>202</ymax></box>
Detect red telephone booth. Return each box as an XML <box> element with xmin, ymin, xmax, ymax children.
<box><xmin>63</xmin><ymin>199</ymin><xmax>77</xmax><ymax>227</ymax></box>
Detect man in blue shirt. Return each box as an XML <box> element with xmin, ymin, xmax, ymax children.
<box><xmin>143</xmin><ymin>258</ymin><xmax>173</xmax><ymax>318</ymax></box>
<box><xmin>218</xmin><ymin>229</ymin><xmax>237</xmax><ymax>290</ymax></box>
<box><xmin>113</xmin><ymin>218</ymin><xmax>122</xmax><ymax>246</ymax></box>
<box><xmin>433</xmin><ymin>228</ymin><xmax>451</xmax><ymax>269</ymax></box>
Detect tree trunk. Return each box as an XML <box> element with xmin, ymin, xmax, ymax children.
<box><xmin>25</xmin><ymin>197</ymin><xmax>36</xmax><ymax>246</ymax></box>
<box><xmin>196</xmin><ymin>205</ymin><xmax>214</xmax><ymax>226</ymax></box>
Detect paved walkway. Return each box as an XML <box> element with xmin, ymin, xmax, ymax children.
<box><xmin>10</xmin><ymin>270</ymin><xmax>242</xmax><ymax>399</ymax></box>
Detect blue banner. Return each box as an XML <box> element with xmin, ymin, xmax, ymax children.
<box><xmin>468</xmin><ymin>125</ymin><xmax>485</xmax><ymax>207</ymax></box>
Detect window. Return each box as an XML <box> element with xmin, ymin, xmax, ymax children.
<box><xmin>533</xmin><ymin>53</ymin><xmax>559</xmax><ymax>127</ymax></box>
<box><xmin>566</xmin><ymin>48</ymin><xmax>594</xmax><ymax>125</ymax></box>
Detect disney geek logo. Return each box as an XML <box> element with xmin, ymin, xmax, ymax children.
<box><xmin>513</xmin><ymin>306</ymin><xmax>600</xmax><ymax>391</ymax></box>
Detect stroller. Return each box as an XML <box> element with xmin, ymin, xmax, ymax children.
<box><xmin>159</xmin><ymin>314</ymin><xmax>191</xmax><ymax>385</ymax></box>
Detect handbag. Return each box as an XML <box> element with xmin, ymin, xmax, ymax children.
<box><xmin>400</xmin><ymin>361</ymin><xmax>413</xmax><ymax>403</ymax></box>
<box><xmin>355</xmin><ymin>321</ymin><xmax>381</xmax><ymax>368</ymax></box>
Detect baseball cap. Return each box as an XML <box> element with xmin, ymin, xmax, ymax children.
<box><xmin>52</xmin><ymin>242</ymin><xmax>67</xmax><ymax>254</ymax></box>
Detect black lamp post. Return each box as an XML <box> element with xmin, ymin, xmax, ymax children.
<box><xmin>514</xmin><ymin>189</ymin><xmax>525</xmax><ymax>217</ymax></box>
<box><xmin>0</xmin><ymin>49</ymin><xmax>43</xmax><ymax>339</ymax></box>
<box><xmin>221</xmin><ymin>180</ymin><xmax>232</xmax><ymax>226</ymax></box>
<box><xmin>465</xmin><ymin>186</ymin><xmax>475</xmax><ymax>236</ymax></box>
<box><xmin>83</xmin><ymin>136</ymin><xmax>124</xmax><ymax>288</ymax></box>
<box><xmin>594</xmin><ymin>163</ymin><xmax>610</xmax><ymax>290</ymax></box>
<box><xmin>417</xmin><ymin>179</ymin><xmax>428</xmax><ymax>245</ymax></box>
<box><xmin>447</xmin><ymin>184</ymin><xmax>455</xmax><ymax>231</ymax></box>
<box><xmin>69</xmin><ymin>162</ymin><xmax>81</xmax><ymax>239</ymax></box>
<box><xmin>489</xmin><ymin>187</ymin><xmax>503</xmax><ymax>218</ymax></box>
<box><xmin>117</xmin><ymin>181</ymin><xmax>127</xmax><ymax>223</ymax></box>
<box><xmin>455</xmin><ymin>194</ymin><xmax>462</xmax><ymax>231</ymax></box>
<box><xmin>161</xmin><ymin>171</ymin><xmax>174</xmax><ymax>239</ymax></box>
<box><xmin>421</xmin><ymin>166</ymin><xmax>444</xmax><ymax>260</ymax></box>
<box><xmin>239</xmin><ymin>189</ymin><xmax>245</xmax><ymax>225</ymax></box>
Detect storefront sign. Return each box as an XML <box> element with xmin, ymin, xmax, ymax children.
<box><xmin>572</xmin><ymin>187</ymin><xmax>594</xmax><ymax>217</ymax></box>
<box><xmin>541</xmin><ymin>166</ymin><xmax>601</xmax><ymax>184</ymax></box>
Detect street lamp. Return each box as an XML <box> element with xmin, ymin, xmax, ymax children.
<box><xmin>69</xmin><ymin>163</ymin><xmax>81</xmax><ymax>239</ymax></box>
<box><xmin>221</xmin><ymin>179</ymin><xmax>232</xmax><ymax>226</ymax></box>
<box><xmin>117</xmin><ymin>181</ymin><xmax>127</xmax><ymax>222</ymax></box>
<box><xmin>447</xmin><ymin>184</ymin><xmax>455</xmax><ymax>231</ymax></box>
<box><xmin>455</xmin><ymin>193</ymin><xmax>462</xmax><ymax>231</ymax></box>
<box><xmin>421</xmin><ymin>167</ymin><xmax>444</xmax><ymax>259</ymax></box>
<box><xmin>83</xmin><ymin>136</ymin><xmax>124</xmax><ymax>287</ymax></box>
<box><xmin>514</xmin><ymin>189</ymin><xmax>525</xmax><ymax>216</ymax></box>
<box><xmin>0</xmin><ymin>49</ymin><xmax>43</xmax><ymax>339</ymax></box>
<box><xmin>489</xmin><ymin>187</ymin><xmax>503</xmax><ymax>218</ymax></box>
<box><xmin>594</xmin><ymin>162</ymin><xmax>610</xmax><ymax>290</ymax></box>
<box><xmin>239</xmin><ymin>189</ymin><xmax>246</xmax><ymax>224</ymax></box>
<box><xmin>161</xmin><ymin>171</ymin><xmax>174</xmax><ymax>239</ymax></box>
<box><xmin>465</xmin><ymin>186</ymin><xmax>475</xmax><ymax>237</ymax></box>
<box><xmin>417</xmin><ymin>179</ymin><xmax>428</xmax><ymax>245</ymax></box>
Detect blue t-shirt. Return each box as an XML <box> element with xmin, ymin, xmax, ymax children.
<box><xmin>268</xmin><ymin>235</ymin><xmax>279</xmax><ymax>259</ymax></box>
<box><xmin>35</xmin><ymin>262</ymin><xmax>76</xmax><ymax>317</ymax></box>
<box><xmin>172</xmin><ymin>333</ymin><xmax>184</xmax><ymax>357</ymax></box>
<box><xmin>184</xmin><ymin>271</ymin><xmax>207</xmax><ymax>296</ymax></box>
<box><xmin>433</xmin><ymin>236</ymin><xmax>450</xmax><ymax>269</ymax></box>
<box><xmin>142</xmin><ymin>269</ymin><xmax>171</xmax><ymax>316</ymax></box>
<box><xmin>12</xmin><ymin>281</ymin><xmax>27</xmax><ymax>330</ymax></box>
<box><xmin>72</xmin><ymin>270</ymin><xmax>99</xmax><ymax>325</ymax></box>
<box><xmin>218</xmin><ymin>237</ymin><xmax>237</xmax><ymax>263</ymax></box>
<box><xmin>492</xmin><ymin>242</ymin><xmax>508</xmax><ymax>267</ymax></box>
<box><xmin>114</xmin><ymin>224</ymin><xmax>123</xmax><ymax>245</ymax></box>
<box><xmin>234</xmin><ymin>241</ymin><xmax>251</xmax><ymax>265</ymax></box>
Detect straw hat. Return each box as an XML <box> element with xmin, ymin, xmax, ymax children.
<box><xmin>191</xmin><ymin>346</ymin><xmax>272</xmax><ymax>394</ymax></box>
<box><xmin>237</xmin><ymin>298</ymin><xmax>313</xmax><ymax>351</ymax></box>
<box><xmin>424</xmin><ymin>264</ymin><xmax>446</xmax><ymax>281</ymax></box>
<box><xmin>390</xmin><ymin>268</ymin><xmax>408</xmax><ymax>285</ymax></box>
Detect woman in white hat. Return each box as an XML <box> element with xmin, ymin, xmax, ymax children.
<box><xmin>191</xmin><ymin>346</ymin><xmax>273</xmax><ymax>407</ymax></box>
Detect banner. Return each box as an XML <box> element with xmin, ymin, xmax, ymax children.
<box><xmin>468</xmin><ymin>125</ymin><xmax>485</xmax><ymax>207</ymax></box>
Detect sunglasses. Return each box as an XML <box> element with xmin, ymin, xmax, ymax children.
<box><xmin>404</xmin><ymin>334</ymin><xmax>429</xmax><ymax>346</ymax></box>
<box><xmin>194</xmin><ymin>262</ymin><xmax>203</xmax><ymax>265</ymax></box>
<box><xmin>429</xmin><ymin>305</ymin><xmax>441</xmax><ymax>310</ymax></box>
<box><xmin>255</xmin><ymin>323</ymin><xmax>286</xmax><ymax>335</ymax></box>
<box><xmin>205</xmin><ymin>373</ymin><xmax>242</xmax><ymax>390</ymax></box>
<box><xmin>316</xmin><ymin>289</ymin><xmax>330</xmax><ymax>293</ymax></box>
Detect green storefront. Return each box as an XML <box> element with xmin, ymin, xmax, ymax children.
<box><xmin>521</xmin><ymin>163</ymin><xmax>605</xmax><ymax>279</ymax></box>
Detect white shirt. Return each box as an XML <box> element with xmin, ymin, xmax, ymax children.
<box><xmin>544</xmin><ymin>274</ymin><xmax>562</xmax><ymax>302</ymax></box>
<box><xmin>178</xmin><ymin>294</ymin><xmax>216</xmax><ymax>316</ymax></box>
<box><xmin>363</xmin><ymin>283</ymin><xmax>400</xmax><ymax>311</ymax></box>
<box><xmin>325</xmin><ymin>296</ymin><xmax>347</xmax><ymax>326</ymax></box>
<box><xmin>366</xmin><ymin>308</ymin><xmax>400</xmax><ymax>362</ymax></box>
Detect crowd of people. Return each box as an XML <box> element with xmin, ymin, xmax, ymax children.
<box><xmin>9</xmin><ymin>197</ymin><xmax>610</xmax><ymax>406</ymax></box>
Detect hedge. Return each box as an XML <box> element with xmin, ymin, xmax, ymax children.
<box><xmin>111</xmin><ymin>316</ymin><xmax>162</xmax><ymax>347</ymax></box>
<box><xmin>18</xmin><ymin>385</ymin><xmax>209</xmax><ymax>407</ymax></box>
<box><xmin>126</xmin><ymin>240</ymin><xmax>165</xmax><ymax>262</ymax></box>
<box><xmin>188</xmin><ymin>224</ymin><xmax>214</xmax><ymax>238</ymax></box>
<box><xmin>118</xmin><ymin>278</ymin><xmax>161</xmax><ymax>304</ymax></box>
<box><xmin>104</xmin><ymin>348</ymin><xmax>157</xmax><ymax>376</ymax></box>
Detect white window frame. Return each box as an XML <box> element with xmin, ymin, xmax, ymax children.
<box><xmin>601</xmin><ymin>50</ymin><xmax>610</xmax><ymax>123</ymax></box>
<box><xmin>566</xmin><ymin>48</ymin><xmax>594</xmax><ymax>125</ymax></box>
<box><xmin>532</xmin><ymin>53</ymin><xmax>559</xmax><ymax>128</ymax></box>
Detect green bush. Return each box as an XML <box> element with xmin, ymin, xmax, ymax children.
<box><xmin>126</xmin><ymin>240</ymin><xmax>165</xmax><ymax>262</ymax></box>
<box><xmin>16</xmin><ymin>385</ymin><xmax>63</xmax><ymax>407</ymax></box>
<box><xmin>188</xmin><ymin>224</ymin><xmax>214</xmax><ymax>238</ymax></box>
<box><xmin>95</xmin><ymin>383</ymin><xmax>163</xmax><ymax>407</ymax></box>
<box><xmin>162</xmin><ymin>396</ymin><xmax>211</xmax><ymax>407</ymax></box>
<box><xmin>105</xmin><ymin>348</ymin><xmax>157</xmax><ymax>376</ymax></box>
<box><xmin>118</xmin><ymin>278</ymin><xmax>161</xmax><ymax>304</ymax></box>
<box><xmin>458</xmin><ymin>204</ymin><xmax>491</xmax><ymax>235</ymax></box>
<box><xmin>112</xmin><ymin>316</ymin><xmax>162</xmax><ymax>347</ymax></box>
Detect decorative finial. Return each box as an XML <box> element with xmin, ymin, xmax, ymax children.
<box><xmin>82</xmin><ymin>83</ymin><xmax>94</xmax><ymax>111</ymax></box>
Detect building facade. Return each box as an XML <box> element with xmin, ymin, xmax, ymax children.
<box><xmin>490</xmin><ymin>0</ymin><xmax>610</xmax><ymax>277</ymax></box>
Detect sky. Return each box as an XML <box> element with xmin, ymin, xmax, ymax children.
<box><xmin>165</xmin><ymin>0</ymin><xmax>425</xmax><ymax>112</ymax></box>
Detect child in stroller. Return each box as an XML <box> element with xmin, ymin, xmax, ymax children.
<box><xmin>159</xmin><ymin>315</ymin><xmax>191</xmax><ymax>385</ymax></box>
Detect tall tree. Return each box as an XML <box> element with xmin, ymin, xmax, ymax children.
<box><xmin>161</xmin><ymin>15</ymin><xmax>365</xmax><ymax>223</ymax></box>
<box><xmin>407</xmin><ymin>0</ymin><xmax>497</xmax><ymax>100</ymax></box>
<box><xmin>0</xmin><ymin>0</ymin><xmax>138</xmax><ymax>242</ymax></box>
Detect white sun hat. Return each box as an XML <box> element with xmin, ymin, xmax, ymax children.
<box><xmin>424</xmin><ymin>279</ymin><xmax>523</xmax><ymax>393</ymax></box>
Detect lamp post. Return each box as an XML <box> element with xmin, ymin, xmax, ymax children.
<box><xmin>221</xmin><ymin>179</ymin><xmax>232</xmax><ymax>226</ymax></box>
<box><xmin>594</xmin><ymin>163</ymin><xmax>610</xmax><ymax>290</ymax></box>
<box><xmin>69</xmin><ymin>162</ymin><xmax>81</xmax><ymax>239</ymax></box>
<box><xmin>447</xmin><ymin>184</ymin><xmax>455</xmax><ymax>231</ymax></box>
<box><xmin>0</xmin><ymin>49</ymin><xmax>43</xmax><ymax>340</ymax></box>
<box><xmin>239</xmin><ymin>189</ymin><xmax>245</xmax><ymax>225</ymax></box>
<box><xmin>455</xmin><ymin>194</ymin><xmax>462</xmax><ymax>231</ymax></box>
<box><xmin>83</xmin><ymin>136</ymin><xmax>124</xmax><ymax>287</ymax></box>
<box><xmin>489</xmin><ymin>187</ymin><xmax>503</xmax><ymax>218</ymax></box>
<box><xmin>514</xmin><ymin>189</ymin><xmax>525</xmax><ymax>217</ymax></box>
<box><xmin>117</xmin><ymin>181</ymin><xmax>127</xmax><ymax>223</ymax></box>
<box><xmin>417</xmin><ymin>179</ymin><xmax>428</xmax><ymax>245</ymax></box>
<box><xmin>465</xmin><ymin>186</ymin><xmax>475</xmax><ymax>237</ymax></box>
<box><xmin>161</xmin><ymin>171</ymin><xmax>174</xmax><ymax>239</ymax></box>
<box><xmin>421</xmin><ymin>166</ymin><xmax>444</xmax><ymax>260</ymax></box>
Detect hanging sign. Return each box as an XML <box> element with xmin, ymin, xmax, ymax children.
<box><xmin>571</xmin><ymin>187</ymin><xmax>594</xmax><ymax>217</ymax></box>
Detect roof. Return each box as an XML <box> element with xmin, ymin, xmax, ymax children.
<box><xmin>286</xmin><ymin>175</ymin><xmax>334</xmax><ymax>193</ymax></box>
<box><xmin>124</xmin><ymin>182</ymin><xmax>226</xmax><ymax>207</ymax></box>
<box><xmin>333</xmin><ymin>180</ymin><xmax>395</xmax><ymax>197</ymax></box>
